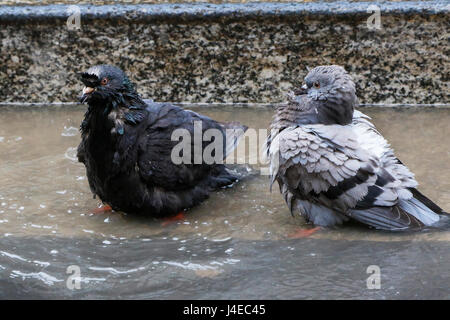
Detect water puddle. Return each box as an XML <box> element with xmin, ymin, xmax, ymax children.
<box><xmin>0</xmin><ymin>105</ymin><xmax>449</xmax><ymax>298</ymax></box>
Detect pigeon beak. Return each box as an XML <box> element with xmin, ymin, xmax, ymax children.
<box><xmin>301</xmin><ymin>84</ymin><xmax>308</xmax><ymax>90</ymax></box>
<box><xmin>83</xmin><ymin>86</ymin><xmax>95</xmax><ymax>95</ymax></box>
<box><xmin>79</xmin><ymin>86</ymin><xmax>95</xmax><ymax>103</ymax></box>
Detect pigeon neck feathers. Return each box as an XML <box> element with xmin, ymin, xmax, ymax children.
<box><xmin>80</xmin><ymin>87</ymin><xmax>147</xmax><ymax>136</ymax></box>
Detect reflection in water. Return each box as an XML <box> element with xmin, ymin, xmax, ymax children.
<box><xmin>0</xmin><ymin>105</ymin><xmax>449</xmax><ymax>299</ymax></box>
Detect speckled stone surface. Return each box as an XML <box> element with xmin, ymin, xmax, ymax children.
<box><xmin>0</xmin><ymin>2</ymin><xmax>448</xmax><ymax>104</ymax></box>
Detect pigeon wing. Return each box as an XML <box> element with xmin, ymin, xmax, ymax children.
<box><xmin>135</xmin><ymin>103</ymin><xmax>224</xmax><ymax>191</ymax></box>
<box><xmin>269</xmin><ymin>124</ymin><xmax>379</xmax><ymax>210</ymax></box>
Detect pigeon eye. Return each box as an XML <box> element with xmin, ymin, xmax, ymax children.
<box><xmin>313</xmin><ymin>81</ymin><xmax>320</xmax><ymax>89</ymax></box>
<box><xmin>100</xmin><ymin>78</ymin><xmax>108</xmax><ymax>85</ymax></box>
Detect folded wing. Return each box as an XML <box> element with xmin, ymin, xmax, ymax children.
<box><xmin>268</xmin><ymin>110</ymin><xmax>441</xmax><ymax>230</ymax></box>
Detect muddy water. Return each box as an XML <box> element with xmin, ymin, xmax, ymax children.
<box><xmin>0</xmin><ymin>105</ymin><xmax>449</xmax><ymax>299</ymax></box>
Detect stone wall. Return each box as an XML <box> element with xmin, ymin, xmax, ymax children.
<box><xmin>0</xmin><ymin>2</ymin><xmax>448</xmax><ymax>104</ymax></box>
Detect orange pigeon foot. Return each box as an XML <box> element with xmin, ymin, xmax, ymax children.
<box><xmin>91</xmin><ymin>204</ymin><xmax>113</xmax><ymax>214</ymax></box>
<box><xmin>288</xmin><ymin>226</ymin><xmax>321</xmax><ymax>239</ymax></box>
<box><xmin>161</xmin><ymin>212</ymin><xmax>186</xmax><ymax>227</ymax></box>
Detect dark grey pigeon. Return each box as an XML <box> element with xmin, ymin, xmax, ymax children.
<box><xmin>266</xmin><ymin>65</ymin><xmax>447</xmax><ymax>231</ymax></box>
<box><xmin>77</xmin><ymin>65</ymin><xmax>247</xmax><ymax>217</ymax></box>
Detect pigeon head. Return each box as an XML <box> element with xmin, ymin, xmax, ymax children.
<box><xmin>79</xmin><ymin>65</ymin><xmax>136</xmax><ymax>104</ymax></box>
<box><xmin>300</xmin><ymin>65</ymin><xmax>357</xmax><ymax>125</ymax></box>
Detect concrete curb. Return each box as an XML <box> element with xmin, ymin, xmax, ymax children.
<box><xmin>0</xmin><ymin>2</ymin><xmax>449</xmax><ymax>23</ymax></box>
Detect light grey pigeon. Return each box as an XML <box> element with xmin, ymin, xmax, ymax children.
<box><xmin>266</xmin><ymin>65</ymin><xmax>446</xmax><ymax>231</ymax></box>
